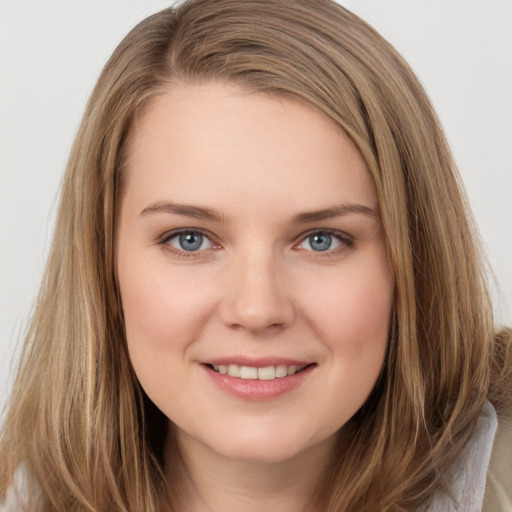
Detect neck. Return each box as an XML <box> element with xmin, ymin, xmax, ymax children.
<box><xmin>164</xmin><ymin>426</ymin><xmax>334</xmax><ymax>512</ymax></box>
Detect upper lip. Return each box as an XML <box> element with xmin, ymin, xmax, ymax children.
<box><xmin>202</xmin><ymin>357</ymin><xmax>314</xmax><ymax>367</ymax></box>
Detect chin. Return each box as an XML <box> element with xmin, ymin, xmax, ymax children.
<box><xmin>182</xmin><ymin>420</ymin><xmax>336</xmax><ymax>465</ymax></box>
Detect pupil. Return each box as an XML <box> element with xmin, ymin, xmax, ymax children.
<box><xmin>179</xmin><ymin>232</ymin><xmax>203</xmax><ymax>251</ymax></box>
<box><xmin>310</xmin><ymin>233</ymin><xmax>331</xmax><ymax>251</ymax></box>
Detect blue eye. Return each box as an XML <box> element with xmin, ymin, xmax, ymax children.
<box><xmin>166</xmin><ymin>231</ymin><xmax>214</xmax><ymax>252</ymax></box>
<box><xmin>298</xmin><ymin>231</ymin><xmax>345</xmax><ymax>252</ymax></box>
<box><xmin>309</xmin><ymin>232</ymin><xmax>333</xmax><ymax>251</ymax></box>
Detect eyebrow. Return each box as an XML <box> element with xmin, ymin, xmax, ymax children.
<box><xmin>140</xmin><ymin>201</ymin><xmax>377</xmax><ymax>223</ymax></box>
<box><xmin>290</xmin><ymin>203</ymin><xmax>378</xmax><ymax>223</ymax></box>
<box><xmin>140</xmin><ymin>201</ymin><xmax>226</xmax><ymax>222</ymax></box>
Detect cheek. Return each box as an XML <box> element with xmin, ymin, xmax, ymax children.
<box><xmin>119</xmin><ymin>257</ymin><xmax>215</xmax><ymax>345</ymax></box>
<box><xmin>117</xmin><ymin>258</ymin><xmax>218</xmax><ymax>412</ymax></box>
<box><xmin>296</xmin><ymin>252</ymin><xmax>394</xmax><ymax>420</ymax></box>
<box><xmin>305</xmin><ymin>267</ymin><xmax>392</xmax><ymax>426</ymax></box>
<box><xmin>302</xmin><ymin>264</ymin><xmax>393</xmax><ymax>348</ymax></box>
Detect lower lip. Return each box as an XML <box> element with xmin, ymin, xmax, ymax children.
<box><xmin>202</xmin><ymin>364</ymin><xmax>315</xmax><ymax>401</ymax></box>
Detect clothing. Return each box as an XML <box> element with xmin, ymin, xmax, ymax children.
<box><xmin>426</xmin><ymin>400</ymin><xmax>500</xmax><ymax>511</ymax></box>
<box><xmin>1</xmin><ymin>401</ymin><xmax>510</xmax><ymax>511</ymax></box>
<box><xmin>483</xmin><ymin>407</ymin><xmax>512</xmax><ymax>511</ymax></box>
<box><xmin>425</xmin><ymin>400</ymin><xmax>512</xmax><ymax>511</ymax></box>
<box><xmin>0</xmin><ymin>465</ymin><xmax>27</xmax><ymax>512</ymax></box>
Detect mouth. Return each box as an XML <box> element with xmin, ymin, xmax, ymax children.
<box><xmin>202</xmin><ymin>360</ymin><xmax>316</xmax><ymax>400</ymax></box>
<box><xmin>204</xmin><ymin>363</ymin><xmax>315</xmax><ymax>381</ymax></box>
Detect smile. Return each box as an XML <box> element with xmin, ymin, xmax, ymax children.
<box><xmin>209</xmin><ymin>364</ymin><xmax>308</xmax><ymax>380</ymax></box>
<box><xmin>203</xmin><ymin>360</ymin><xmax>316</xmax><ymax>400</ymax></box>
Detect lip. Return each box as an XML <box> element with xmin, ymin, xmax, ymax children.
<box><xmin>201</xmin><ymin>358</ymin><xmax>316</xmax><ymax>401</ymax></box>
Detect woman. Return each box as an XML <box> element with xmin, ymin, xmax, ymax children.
<box><xmin>1</xmin><ymin>1</ymin><xmax>510</xmax><ymax>511</ymax></box>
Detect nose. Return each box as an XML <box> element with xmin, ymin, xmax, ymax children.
<box><xmin>218</xmin><ymin>251</ymin><xmax>295</xmax><ymax>334</ymax></box>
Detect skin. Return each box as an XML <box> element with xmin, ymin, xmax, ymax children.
<box><xmin>117</xmin><ymin>82</ymin><xmax>394</xmax><ymax>511</ymax></box>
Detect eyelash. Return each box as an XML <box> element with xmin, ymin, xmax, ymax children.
<box><xmin>157</xmin><ymin>228</ymin><xmax>354</xmax><ymax>259</ymax></box>
<box><xmin>294</xmin><ymin>229</ymin><xmax>354</xmax><ymax>257</ymax></box>
<box><xmin>157</xmin><ymin>228</ymin><xmax>219</xmax><ymax>259</ymax></box>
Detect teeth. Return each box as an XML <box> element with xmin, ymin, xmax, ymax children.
<box><xmin>227</xmin><ymin>364</ymin><xmax>241</xmax><ymax>377</ymax></box>
<box><xmin>211</xmin><ymin>363</ymin><xmax>307</xmax><ymax>380</ymax></box>
<box><xmin>287</xmin><ymin>365</ymin><xmax>298</xmax><ymax>376</ymax></box>
<box><xmin>240</xmin><ymin>366</ymin><xmax>258</xmax><ymax>379</ymax></box>
<box><xmin>276</xmin><ymin>365</ymin><xmax>288</xmax><ymax>378</ymax></box>
<box><xmin>258</xmin><ymin>366</ymin><xmax>275</xmax><ymax>380</ymax></box>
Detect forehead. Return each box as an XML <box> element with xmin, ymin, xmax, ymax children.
<box><xmin>122</xmin><ymin>82</ymin><xmax>377</xmax><ymax>214</ymax></box>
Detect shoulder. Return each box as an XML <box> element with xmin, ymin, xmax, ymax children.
<box><xmin>483</xmin><ymin>407</ymin><xmax>512</xmax><ymax>512</ymax></box>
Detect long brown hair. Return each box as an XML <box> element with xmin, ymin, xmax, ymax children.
<box><xmin>1</xmin><ymin>1</ymin><xmax>510</xmax><ymax>511</ymax></box>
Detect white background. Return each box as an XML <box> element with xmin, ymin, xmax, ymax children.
<box><xmin>1</xmin><ymin>0</ymin><xmax>511</xmax><ymax>413</ymax></box>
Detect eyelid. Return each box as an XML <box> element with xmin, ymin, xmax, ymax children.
<box><xmin>294</xmin><ymin>229</ymin><xmax>354</xmax><ymax>253</ymax></box>
<box><xmin>156</xmin><ymin>227</ymin><xmax>353</xmax><ymax>259</ymax></box>
<box><xmin>157</xmin><ymin>228</ymin><xmax>221</xmax><ymax>257</ymax></box>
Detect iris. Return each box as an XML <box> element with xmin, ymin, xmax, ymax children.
<box><xmin>309</xmin><ymin>232</ymin><xmax>332</xmax><ymax>251</ymax></box>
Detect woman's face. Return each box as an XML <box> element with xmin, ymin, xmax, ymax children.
<box><xmin>117</xmin><ymin>82</ymin><xmax>394</xmax><ymax>464</ymax></box>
